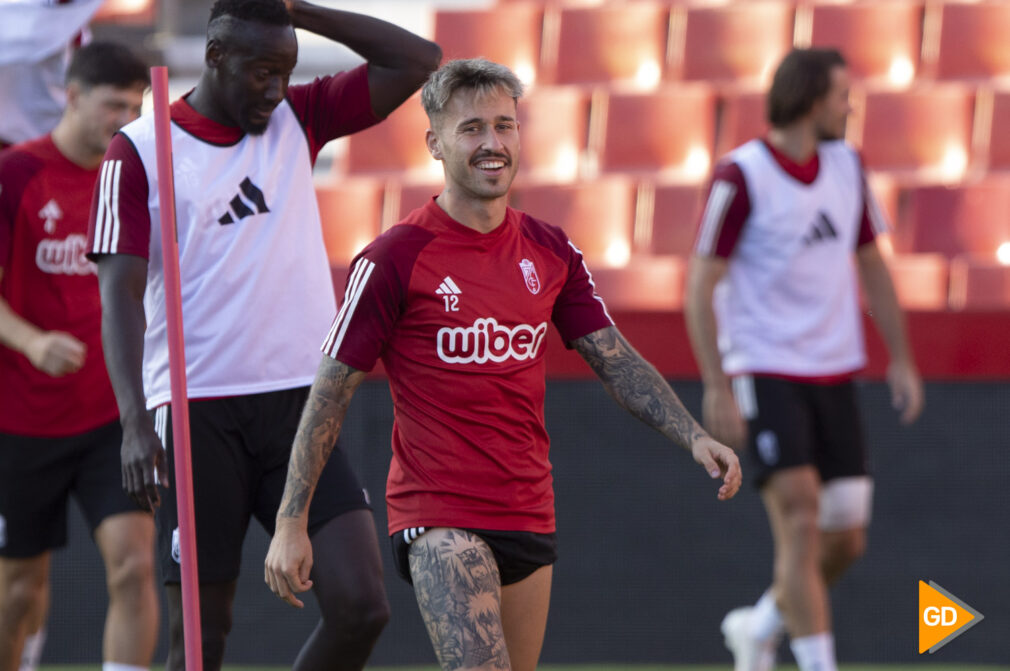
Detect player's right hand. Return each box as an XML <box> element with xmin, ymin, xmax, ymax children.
<box><xmin>265</xmin><ymin>520</ymin><xmax>314</xmax><ymax>609</ymax></box>
<box><xmin>702</xmin><ymin>383</ymin><xmax>747</xmax><ymax>450</ymax></box>
<box><xmin>26</xmin><ymin>331</ymin><xmax>86</xmax><ymax>377</ymax></box>
<box><xmin>121</xmin><ymin>421</ymin><xmax>169</xmax><ymax>512</ymax></box>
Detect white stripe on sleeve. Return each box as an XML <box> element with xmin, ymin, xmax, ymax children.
<box><xmin>695</xmin><ymin>179</ymin><xmax>737</xmax><ymax>255</ymax></box>
<box><xmin>322</xmin><ymin>258</ymin><xmax>376</xmax><ymax>356</ymax></box>
<box><xmin>109</xmin><ymin>159</ymin><xmax>123</xmax><ymax>253</ymax></box>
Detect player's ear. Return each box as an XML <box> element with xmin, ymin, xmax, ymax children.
<box><xmin>65</xmin><ymin>81</ymin><xmax>83</xmax><ymax>110</ymax></box>
<box><xmin>426</xmin><ymin>128</ymin><xmax>443</xmax><ymax>161</ymax></box>
<box><xmin>205</xmin><ymin>39</ymin><xmax>225</xmax><ymax>70</ymax></box>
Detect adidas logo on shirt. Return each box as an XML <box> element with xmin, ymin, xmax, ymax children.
<box><xmin>803</xmin><ymin>211</ymin><xmax>838</xmax><ymax>246</ymax></box>
<box><xmin>436</xmin><ymin>276</ymin><xmax>461</xmax><ymax>312</ymax></box>
<box><xmin>218</xmin><ymin>177</ymin><xmax>270</xmax><ymax>225</ymax></box>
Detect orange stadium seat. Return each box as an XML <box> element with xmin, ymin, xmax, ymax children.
<box><xmin>714</xmin><ymin>90</ymin><xmax>769</xmax><ymax>159</ymax></box>
<box><xmin>885</xmin><ymin>253</ymin><xmax>950</xmax><ymax>311</ymax></box>
<box><xmin>589</xmin><ymin>256</ymin><xmax>686</xmax><ymax>312</ymax></box>
<box><xmin>949</xmin><ymin>255</ymin><xmax>1010</xmax><ymax>310</ymax></box>
<box><xmin>985</xmin><ymin>90</ymin><xmax>1010</xmax><ymax>171</ymax></box>
<box><xmin>894</xmin><ymin>179</ymin><xmax>1010</xmax><ymax>258</ymax></box>
<box><xmin>643</xmin><ymin>183</ymin><xmax>706</xmax><ymax>256</ymax></box>
<box><xmin>433</xmin><ymin>5</ymin><xmax>543</xmax><ymax>85</ymax></box>
<box><xmin>344</xmin><ymin>94</ymin><xmax>439</xmax><ymax>179</ymax></box>
<box><xmin>854</xmin><ymin>86</ymin><xmax>975</xmax><ymax>180</ymax></box>
<box><xmin>508</xmin><ymin>178</ymin><xmax>636</xmax><ymax>268</ymax></box>
<box><xmin>933</xmin><ymin>1</ymin><xmax>1010</xmax><ymax>81</ymax></box>
<box><xmin>806</xmin><ymin>0</ymin><xmax>923</xmax><ymax>85</ymax></box>
<box><xmin>591</xmin><ymin>86</ymin><xmax>716</xmax><ymax>180</ymax></box>
<box><xmin>673</xmin><ymin>1</ymin><xmax>795</xmax><ymax>85</ymax></box>
<box><xmin>516</xmin><ymin>86</ymin><xmax>590</xmax><ymax>182</ymax></box>
<box><xmin>549</xmin><ymin>4</ymin><xmax>669</xmax><ymax>87</ymax></box>
<box><xmin>315</xmin><ymin>179</ymin><xmax>384</xmax><ymax>266</ymax></box>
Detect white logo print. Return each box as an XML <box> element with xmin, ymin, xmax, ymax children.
<box><xmin>437</xmin><ymin>317</ymin><xmax>548</xmax><ymax>364</ymax></box>
<box><xmin>0</xmin><ymin>514</ymin><xmax>6</xmax><ymax>548</ymax></box>
<box><xmin>171</xmin><ymin>527</ymin><xmax>181</xmax><ymax>563</ymax></box>
<box><xmin>436</xmin><ymin>276</ymin><xmax>461</xmax><ymax>312</ymax></box>
<box><xmin>36</xmin><ymin>234</ymin><xmax>96</xmax><ymax>275</ymax></box>
<box><xmin>519</xmin><ymin>258</ymin><xmax>541</xmax><ymax>294</ymax></box>
<box><xmin>756</xmin><ymin>430</ymin><xmax>780</xmax><ymax>465</ymax></box>
<box><xmin>38</xmin><ymin>199</ymin><xmax>62</xmax><ymax>234</ymax></box>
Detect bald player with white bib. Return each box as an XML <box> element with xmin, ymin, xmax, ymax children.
<box><xmin>685</xmin><ymin>48</ymin><xmax>924</xmax><ymax>671</ymax></box>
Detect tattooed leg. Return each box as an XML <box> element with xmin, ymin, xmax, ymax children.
<box><xmin>408</xmin><ymin>529</ymin><xmax>510</xmax><ymax>671</ymax></box>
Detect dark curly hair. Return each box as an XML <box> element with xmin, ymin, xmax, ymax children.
<box><xmin>208</xmin><ymin>0</ymin><xmax>290</xmax><ymax>28</ymax></box>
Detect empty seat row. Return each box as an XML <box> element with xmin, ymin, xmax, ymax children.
<box><xmin>438</xmin><ymin>1</ymin><xmax>1010</xmax><ymax>88</ymax></box>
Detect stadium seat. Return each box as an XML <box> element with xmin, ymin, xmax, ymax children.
<box><xmin>433</xmin><ymin>5</ymin><xmax>543</xmax><ymax>85</ymax></box>
<box><xmin>386</xmin><ymin>182</ymin><xmax>441</xmax><ymax>227</ymax></box>
<box><xmin>805</xmin><ymin>0</ymin><xmax>923</xmax><ymax>85</ymax></box>
<box><xmin>588</xmin><ymin>256</ymin><xmax>686</xmax><ymax>312</ymax></box>
<box><xmin>641</xmin><ymin>183</ymin><xmax>706</xmax><ymax>256</ymax></box>
<box><xmin>932</xmin><ymin>1</ymin><xmax>1010</xmax><ymax>82</ymax></box>
<box><xmin>894</xmin><ymin>178</ymin><xmax>1010</xmax><ymax>258</ymax></box>
<box><xmin>508</xmin><ymin>178</ymin><xmax>636</xmax><ymax>268</ymax></box>
<box><xmin>949</xmin><ymin>255</ymin><xmax>1010</xmax><ymax>310</ymax></box>
<box><xmin>884</xmin><ymin>253</ymin><xmax>950</xmax><ymax>311</ymax></box>
<box><xmin>854</xmin><ymin>85</ymin><xmax>975</xmax><ymax>181</ymax></box>
<box><xmin>591</xmin><ymin>86</ymin><xmax>715</xmax><ymax>180</ymax></box>
<box><xmin>673</xmin><ymin>1</ymin><xmax>795</xmax><ymax>85</ymax></box>
<box><xmin>92</xmin><ymin>0</ymin><xmax>156</xmax><ymax>26</ymax></box>
<box><xmin>315</xmin><ymin>179</ymin><xmax>384</xmax><ymax>266</ymax></box>
<box><xmin>985</xmin><ymin>90</ymin><xmax>1010</xmax><ymax>172</ymax></box>
<box><xmin>344</xmin><ymin>94</ymin><xmax>440</xmax><ymax>180</ymax></box>
<box><xmin>714</xmin><ymin>90</ymin><xmax>769</xmax><ymax>160</ymax></box>
<box><xmin>516</xmin><ymin>86</ymin><xmax>590</xmax><ymax>182</ymax></box>
<box><xmin>548</xmin><ymin>4</ymin><xmax>669</xmax><ymax>87</ymax></box>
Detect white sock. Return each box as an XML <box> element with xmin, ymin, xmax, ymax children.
<box><xmin>751</xmin><ymin>590</ymin><xmax>785</xmax><ymax>643</ymax></box>
<box><xmin>19</xmin><ymin>628</ymin><xmax>46</xmax><ymax>671</ymax></box>
<box><xmin>790</xmin><ymin>632</ymin><xmax>837</xmax><ymax>671</ymax></box>
<box><xmin>103</xmin><ymin>663</ymin><xmax>149</xmax><ymax>671</ymax></box>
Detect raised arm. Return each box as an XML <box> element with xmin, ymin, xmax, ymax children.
<box><xmin>286</xmin><ymin>0</ymin><xmax>441</xmax><ymax>118</ymax></box>
<box><xmin>265</xmin><ymin>355</ymin><xmax>366</xmax><ymax>608</ymax></box>
<box><xmin>856</xmin><ymin>242</ymin><xmax>923</xmax><ymax>424</ymax></box>
<box><xmin>0</xmin><ymin>268</ymin><xmax>86</xmax><ymax>377</ymax></box>
<box><xmin>571</xmin><ymin>326</ymin><xmax>741</xmax><ymax>501</ymax></box>
<box><xmin>97</xmin><ymin>254</ymin><xmax>167</xmax><ymax>511</ymax></box>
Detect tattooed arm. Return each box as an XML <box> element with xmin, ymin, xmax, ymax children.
<box><xmin>265</xmin><ymin>355</ymin><xmax>366</xmax><ymax>607</ymax></box>
<box><xmin>572</xmin><ymin>326</ymin><xmax>742</xmax><ymax>500</ymax></box>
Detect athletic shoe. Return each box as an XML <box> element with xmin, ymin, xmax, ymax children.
<box><xmin>722</xmin><ymin>606</ymin><xmax>777</xmax><ymax>671</ymax></box>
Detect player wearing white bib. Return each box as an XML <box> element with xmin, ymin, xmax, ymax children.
<box><xmin>685</xmin><ymin>49</ymin><xmax>924</xmax><ymax>671</ymax></box>
<box><xmin>85</xmin><ymin>1</ymin><xmax>441</xmax><ymax>670</ymax></box>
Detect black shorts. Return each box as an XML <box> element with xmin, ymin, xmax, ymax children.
<box><xmin>391</xmin><ymin>527</ymin><xmax>558</xmax><ymax>586</ymax></box>
<box><xmin>735</xmin><ymin>375</ymin><xmax>869</xmax><ymax>487</ymax></box>
<box><xmin>0</xmin><ymin>420</ymin><xmax>141</xmax><ymax>558</ymax></box>
<box><xmin>154</xmin><ymin>387</ymin><xmax>370</xmax><ymax>583</ymax></box>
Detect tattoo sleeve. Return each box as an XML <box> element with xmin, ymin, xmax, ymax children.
<box><xmin>572</xmin><ymin>326</ymin><xmax>705</xmax><ymax>450</ymax></box>
<box><xmin>278</xmin><ymin>356</ymin><xmax>365</xmax><ymax>520</ymax></box>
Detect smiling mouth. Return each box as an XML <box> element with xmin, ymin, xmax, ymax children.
<box><xmin>473</xmin><ymin>158</ymin><xmax>508</xmax><ymax>171</ymax></box>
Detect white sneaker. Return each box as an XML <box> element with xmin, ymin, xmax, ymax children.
<box><xmin>722</xmin><ymin>606</ymin><xmax>777</xmax><ymax>671</ymax></box>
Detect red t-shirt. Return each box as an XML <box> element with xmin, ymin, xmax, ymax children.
<box><xmin>325</xmin><ymin>198</ymin><xmax>614</xmax><ymax>534</ymax></box>
<box><xmin>0</xmin><ymin>135</ymin><xmax>118</xmax><ymax>436</ymax></box>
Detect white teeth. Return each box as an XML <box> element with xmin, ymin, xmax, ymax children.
<box><xmin>476</xmin><ymin>160</ymin><xmax>505</xmax><ymax>169</ymax></box>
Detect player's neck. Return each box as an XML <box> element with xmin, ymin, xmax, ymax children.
<box><xmin>435</xmin><ymin>189</ymin><xmax>507</xmax><ymax>234</ymax></box>
<box><xmin>766</xmin><ymin>125</ymin><xmax>818</xmax><ymax>164</ymax></box>
<box><xmin>186</xmin><ymin>77</ymin><xmax>235</xmax><ymax>129</ymax></box>
<box><xmin>50</xmin><ymin>117</ymin><xmax>103</xmax><ymax>170</ymax></box>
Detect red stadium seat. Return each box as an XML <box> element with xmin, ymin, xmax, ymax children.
<box><xmin>508</xmin><ymin>178</ymin><xmax>636</xmax><ymax>268</ymax></box>
<box><xmin>433</xmin><ymin>5</ymin><xmax>543</xmax><ymax>85</ymax></box>
<box><xmin>93</xmin><ymin>0</ymin><xmax>156</xmax><ymax>26</ymax></box>
<box><xmin>548</xmin><ymin>4</ymin><xmax>669</xmax><ymax>87</ymax></box>
<box><xmin>344</xmin><ymin>94</ymin><xmax>439</xmax><ymax>179</ymax></box>
<box><xmin>589</xmin><ymin>256</ymin><xmax>686</xmax><ymax>312</ymax></box>
<box><xmin>985</xmin><ymin>90</ymin><xmax>1010</xmax><ymax>172</ymax></box>
<box><xmin>894</xmin><ymin>178</ymin><xmax>1010</xmax><ymax>258</ymax></box>
<box><xmin>642</xmin><ymin>183</ymin><xmax>706</xmax><ymax>256</ymax></box>
<box><xmin>884</xmin><ymin>254</ymin><xmax>950</xmax><ymax>311</ymax></box>
<box><xmin>315</xmin><ymin>179</ymin><xmax>384</xmax><ymax>266</ymax></box>
<box><xmin>806</xmin><ymin>0</ymin><xmax>923</xmax><ymax>85</ymax></box>
<box><xmin>591</xmin><ymin>86</ymin><xmax>716</xmax><ymax>180</ymax></box>
<box><xmin>673</xmin><ymin>2</ymin><xmax>795</xmax><ymax>85</ymax></box>
<box><xmin>949</xmin><ymin>255</ymin><xmax>1010</xmax><ymax>310</ymax></box>
<box><xmin>386</xmin><ymin>182</ymin><xmax>441</xmax><ymax>227</ymax></box>
<box><xmin>516</xmin><ymin>86</ymin><xmax>590</xmax><ymax>182</ymax></box>
<box><xmin>714</xmin><ymin>90</ymin><xmax>769</xmax><ymax>159</ymax></box>
<box><xmin>932</xmin><ymin>1</ymin><xmax>1010</xmax><ymax>81</ymax></box>
<box><xmin>854</xmin><ymin>85</ymin><xmax>975</xmax><ymax>181</ymax></box>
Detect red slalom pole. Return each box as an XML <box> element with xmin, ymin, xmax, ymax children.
<box><xmin>151</xmin><ymin>65</ymin><xmax>203</xmax><ymax>671</ymax></box>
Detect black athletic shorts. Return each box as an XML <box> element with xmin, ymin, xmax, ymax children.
<box><xmin>0</xmin><ymin>420</ymin><xmax>141</xmax><ymax>558</ymax></box>
<box><xmin>391</xmin><ymin>527</ymin><xmax>558</xmax><ymax>586</ymax></box>
<box><xmin>734</xmin><ymin>375</ymin><xmax>869</xmax><ymax>487</ymax></box>
<box><xmin>153</xmin><ymin>387</ymin><xmax>370</xmax><ymax>583</ymax></box>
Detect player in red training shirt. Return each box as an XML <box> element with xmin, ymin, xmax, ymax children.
<box><xmin>0</xmin><ymin>43</ymin><xmax>157</xmax><ymax>671</ymax></box>
<box><xmin>685</xmin><ymin>49</ymin><xmax>923</xmax><ymax>671</ymax></box>
<box><xmin>265</xmin><ymin>58</ymin><xmax>742</xmax><ymax>671</ymax></box>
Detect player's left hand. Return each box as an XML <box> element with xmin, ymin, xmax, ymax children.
<box><xmin>691</xmin><ymin>435</ymin><xmax>742</xmax><ymax>501</ymax></box>
<box><xmin>887</xmin><ymin>359</ymin><xmax>924</xmax><ymax>425</ymax></box>
<box><xmin>265</xmin><ymin>518</ymin><xmax>314</xmax><ymax>609</ymax></box>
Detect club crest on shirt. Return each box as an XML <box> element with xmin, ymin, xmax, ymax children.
<box><xmin>38</xmin><ymin>198</ymin><xmax>62</xmax><ymax>234</ymax></box>
<box><xmin>519</xmin><ymin>258</ymin><xmax>540</xmax><ymax>295</ymax></box>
